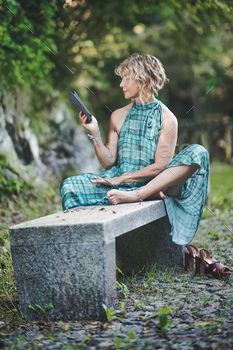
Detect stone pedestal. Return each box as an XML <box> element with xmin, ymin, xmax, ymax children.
<box><xmin>116</xmin><ymin>216</ymin><xmax>183</xmax><ymax>274</ymax></box>
<box><xmin>9</xmin><ymin>201</ymin><xmax>183</xmax><ymax>320</ymax></box>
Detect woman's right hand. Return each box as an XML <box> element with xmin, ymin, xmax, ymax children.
<box><xmin>79</xmin><ymin>111</ymin><xmax>99</xmax><ymax>135</ymax></box>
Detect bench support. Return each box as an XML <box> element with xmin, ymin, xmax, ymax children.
<box><xmin>116</xmin><ymin>216</ymin><xmax>183</xmax><ymax>274</ymax></box>
<box><xmin>11</xmin><ymin>237</ymin><xmax>116</xmax><ymax>320</ymax></box>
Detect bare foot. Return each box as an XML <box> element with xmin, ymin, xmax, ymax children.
<box><xmin>107</xmin><ymin>189</ymin><xmax>166</xmax><ymax>205</ymax></box>
<box><xmin>107</xmin><ymin>189</ymin><xmax>138</xmax><ymax>205</ymax></box>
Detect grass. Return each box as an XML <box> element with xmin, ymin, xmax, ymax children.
<box><xmin>209</xmin><ymin>161</ymin><xmax>233</xmax><ymax>211</ymax></box>
<box><xmin>209</xmin><ymin>161</ymin><xmax>233</xmax><ymax>193</ymax></box>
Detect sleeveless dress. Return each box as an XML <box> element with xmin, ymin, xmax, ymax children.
<box><xmin>60</xmin><ymin>100</ymin><xmax>209</xmax><ymax>246</ymax></box>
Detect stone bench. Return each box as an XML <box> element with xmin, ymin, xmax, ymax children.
<box><xmin>9</xmin><ymin>200</ymin><xmax>184</xmax><ymax>321</ymax></box>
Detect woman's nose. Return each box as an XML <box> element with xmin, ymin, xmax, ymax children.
<box><xmin>120</xmin><ymin>80</ymin><xmax>124</xmax><ymax>88</ymax></box>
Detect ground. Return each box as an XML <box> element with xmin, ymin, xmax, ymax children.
<box><xmin>0</xmin><ymin>162</ymin><xmax>232</xmax><ymax>350</ymax></box>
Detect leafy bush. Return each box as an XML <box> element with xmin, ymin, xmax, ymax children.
<box><xmin>0</xmin><ymin>155</ymin><xmax>27</xmax><ymax>201</ymax></box>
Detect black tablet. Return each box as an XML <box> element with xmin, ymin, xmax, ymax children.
<box><xmin>70</xmin><ymin>91</ymin><xmax>92</xmax><ymax>123</ymax></box>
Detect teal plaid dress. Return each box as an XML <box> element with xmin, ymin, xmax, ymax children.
<box><xmin>60</xmin><ymin>100</ymin><xmax>209</xmax><ymax>245</ymax></box>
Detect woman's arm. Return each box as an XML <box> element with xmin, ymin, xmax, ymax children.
<box><xmin>80</xmin><ymin>106</ymin><xmax>129</xmax><ymax>169</ymax></box>
<box><xmin>91</xmin><ymin>104</ymin><xmax>177</xmax><ymax>185</ymax></box>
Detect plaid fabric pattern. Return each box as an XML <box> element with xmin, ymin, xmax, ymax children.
<box><xmin>60</xmin><ymin>100</ymin><xmax>209</xmax><ymax>246</ymax></box>
<box><xmin>60</xmin><ymin>100</ymin><xmax>162</xmax><ymax>209</ymax></box>
<box><xmin>164</xmin><ymin>144</ymin><xmax>209</xmax><ymax>245</ymax></box>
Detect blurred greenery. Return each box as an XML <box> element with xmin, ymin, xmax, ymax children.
<box><xmin>1</xmin><ymin>0</ymin><xmax>233</xmax><ymax>131</ymax></box>
<box><xmin>209</xmin><ymin>161</ymin><xmax>233</xmax><ymax>212</ymax></box>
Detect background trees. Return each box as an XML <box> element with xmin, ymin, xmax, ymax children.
<box><xmin>0</xmin><ymin>0</ymin><xmax>233</xmax><ymax>156</ymax></box>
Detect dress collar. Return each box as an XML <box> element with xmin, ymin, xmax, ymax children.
<box><xmin>133</xmin><ymin>99</ymin><xmax>159</xmax><ymax>110</ymax></box>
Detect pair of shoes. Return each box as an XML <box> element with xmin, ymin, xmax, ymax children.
<box><xmin>184</xmin><ymin>244</ymin><xmax>231</xmax><ymax>280</ymax></box>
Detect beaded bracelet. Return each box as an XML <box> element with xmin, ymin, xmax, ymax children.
<box><xmin>136</xmin><ymin>190</ymin><xmax>143</xmax><ymax>202</ymax></box>
<box><xmin>123</xmin><ymin>173</ymin><xmax>133</xmax><ymax>184</ymax></box>
<box><xmin>87</xmin><ymin>132</ymin><xmax>101</xmax><ymax>145</ymax></box>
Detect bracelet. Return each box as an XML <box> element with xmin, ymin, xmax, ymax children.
<box><xmin>136</xmin><ymin>190</ymin><xmax>143</xmax><ymax>202</ymax></box>
<box><xmin>87</xmin><ymin>132</ymin><xmax>101</xmax><ymax>145</ymax></box>
<box><xmin>123</xmin><ymin>173</ymin><xmax>133</xmax><ymax>184</ymax></box>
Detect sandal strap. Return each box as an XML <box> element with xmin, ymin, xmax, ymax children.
<box><xmin>211</xmin><ymin>262</ymin><xmax>230</xmax><ymax>273</ymax></box>
<box><xmin>200</xmin><ymin>248</ymin><xmax>218</xmax><ymax>265</ymax></box>
<box><xmin>185</xmin><ymin>244</ymin><xmax>199</xmax><ymax>257</ymax></box>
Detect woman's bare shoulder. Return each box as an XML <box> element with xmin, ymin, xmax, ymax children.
<box><xmin>110</xmin><ymin>102</ymin><xmax>133</xmax><ymax>133</ymax></box>
<box><xmin>161</xmin><ymin>102</ymin><xmax>178</xmax><ymax>127</ymax></box>
<box><xmin>112</xmin><ymin>102</ymin><xmax>133</xmax><ymax>118</ymax></box>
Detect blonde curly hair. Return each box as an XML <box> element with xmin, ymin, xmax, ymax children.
<box><xmin>115</xmin><ymin>53</ymin><xmax>168</xmax><ymax>103</ymax></box>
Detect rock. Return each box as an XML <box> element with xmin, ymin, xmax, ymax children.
<box><xmin>66</xmin><ymin>330</ymin><xmax>86</xmax><ymax>340</ymax></box>
<box><xmin>0</xmin><ymin>93</ymin><xmax>100</xmax><ymax>186</ymax></box>
<box><xmin>39</xmin><ymin>101</ymin><xmax>101</xmax><ymax>177</ymax></box>
<box><xmin>2</xmin><ymin>169</ymin><xmax>19</xmax><ymax>181</ymax></box>
<box><xmin>0</xmin><ymin>104</ymin><xmax>20</xmax><ymax>167</ymax></box>
<box><xmin>0</xmin><ymin>321</ymin><xmax>5</xmax><ymax>329</ymax></box>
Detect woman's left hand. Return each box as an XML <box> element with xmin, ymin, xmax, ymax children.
<box><xmin>90</xmin><ymin>176</ymin><xmax>124</xmax><ymax>186</ymax></box>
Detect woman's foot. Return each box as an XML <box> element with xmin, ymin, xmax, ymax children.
<box><xmin>107</xmin><ymin>189</ymin><xmax>166</xmax><ymax>205</ymax></box>
<box><xmin>107</xmin><ymin>189</ymin><xmax>137</xmax><ymax>205</ymax></box>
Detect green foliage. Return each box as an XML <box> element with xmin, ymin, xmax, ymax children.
<box><xmin>0</xmin><ymin>247</ymin><xmax>15</xmax><ymax>291</ymax></box>
<box><xmin>28</xmin><ymin>302</ymin><xmax>53</xmax><ymax>319</ymax></box>
<box><xmin>134</xmin><ymin>300</ymin><xmax>143</xmax><ymax>310</ymax></box>
<box><xmin>146</xmin><ymin>265</ymin><xmax>176</xmax><ymax>283</ymax></box>
<box><xmin>0</xmin><ymin>155</ymin><xmax>24</xmax><ymax>202</ymax></box>
<box><xmin>0</xmin><ymin>245</ymin><xmax>23</xmax><ymax>325</ymax></box>
<box><xmin>116</xmin><ymin>265</ymin><xmax>124</xmax><ymax>276</ymax></box>
<box><xmin>159</xmin><ymin>313</ymin><xmax>173</xmax><ymax>336</ymax></box>
<box><xmin>102</xmin><ymin>303</ymin><xmax>119</xmax><ymax>323</ymax></box>
<box><xmin>1</xmin><ymin>0</ymin><xmax>232</xmax><ymax>128</ymax></box>
<box><xmin>144</xmin><ymin>306</ymin><xmax>173</xmax><ymax>336</ymax></box>
<box><xmin>120</xmin><ymin>301</ymin><xmax>126</xmax><ymax>316</ymax></box>
<box><xmin>0</xmin><ymin>0</ymin><xmax>56</xmax><ymax>91</ymax></box>
<box><xmin>116</xmin><ymin>281</ymin><xmax>129</xmax><ymax>298</ymax></box>
<box><xmin>0</xmin><ymin>172</ymin><xmax>23</xmax><ymax>202</ymax></box>
<box><xmin>114</xmin><ymin>331</ymin><xmax>137</xmax><ymax>349</ymax></box>
<box><xmin>144</xmin><ymin>306</ymin><xmax>172</xmax><ymax>320</ymax></box>
<box><xmin>209</xmin><ymin>162</ymin><xmax>233</xmax><ymax>212</ymax></box>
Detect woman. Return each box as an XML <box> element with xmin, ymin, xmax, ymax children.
<box><xmin>60</xmin><ymin>53</ymin><xmax>209</xmax><ymax>246</ymax></box>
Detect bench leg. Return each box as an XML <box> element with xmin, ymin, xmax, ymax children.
<box><xmin>116</xmin><ymin>216</ymin><xmax>184</xmax><ymax>274</ymax></box>
<box><xmin>11</xmin><ymin>238</ymin><xmax>116</xmax><ymax>320</ymax></box>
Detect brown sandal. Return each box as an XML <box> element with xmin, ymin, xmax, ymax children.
<box><xmin>184</xmin><ymin>244</ymin><xmax>199</xmax><ymax>271</ymax></box>
<box><xmin>196</xmin><ymin>248</ymin><xmax>231</xmax><ymax>279</ymax></box>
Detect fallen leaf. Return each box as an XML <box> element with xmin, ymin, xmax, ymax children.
<box><xmin>100</xmin><ymin>323</ymin><xmax>108</xmax><ymax>330</ymax></box>
<box><xmin>99</xmin><ymin>208</ymin><xmax>107</xmax><ymax>211</ymax></box>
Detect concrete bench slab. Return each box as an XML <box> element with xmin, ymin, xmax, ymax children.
<box><xmin>9</xmin><ymin>200</ymin><xmax>184</xmax><ymax>320</ymax></box>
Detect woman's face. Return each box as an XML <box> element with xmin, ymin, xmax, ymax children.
<box><xmin>120</xmin><ymin>70</ymin><xmax>141</xmax><ymax>102</ymax></box>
